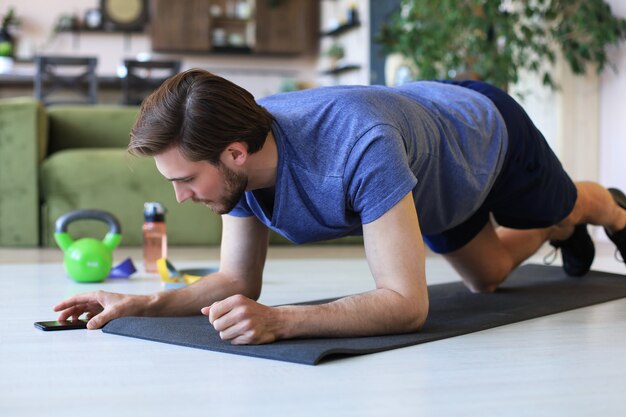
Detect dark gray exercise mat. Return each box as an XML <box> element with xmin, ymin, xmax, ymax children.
<box><xmin>102</xmin><ymin>264</ymin><xmax>626</xmax><ymax>365</ymax></box>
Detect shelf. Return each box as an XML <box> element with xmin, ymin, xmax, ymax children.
<box><xmin>320</xmin><ymin>21</ymin><xmax>360</xmax><ymax>37</ymax></box>
<box><xmin>211</xmin><ymin>46</ymin><xmax>253</xmax><ymax>54</ymax></box>
<box><xmin>55</xmin><ymin>27</ymin><xmax>145</xmax><ymax>51</ymax></box>
<box><xmin>211</xmin><ymin>17</ymin><xmax>253</xmax><ymax>24</ymax></box>
<box><xmin>56</xmin><ymin>27</ymin><xmax>146</xmax><ymax>34</ymax></box>
<box><xmin>321</xmin><ymin>64</ymin><xmax>361</xmax><ymax>76</ymax></box>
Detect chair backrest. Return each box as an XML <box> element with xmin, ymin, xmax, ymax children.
<box><xmin>34</xmin><ymin>56</ymin><xmax>98</xmax><ymax>106</ymax></box>
<box><xmin>122</xmin><ymin>59</ymin><xmax>182</xmax><ymax>105</ymax></box>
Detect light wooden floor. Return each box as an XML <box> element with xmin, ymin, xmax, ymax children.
<box><xmin>1</xmin><ymin>242</ymin><xmax>625</xmax><ymax>417</ymax></box>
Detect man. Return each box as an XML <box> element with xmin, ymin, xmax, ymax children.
<box><xmin>54</xmin><ymin>69</ymin><xmax>626</xmax><ymax>345</ymax></box>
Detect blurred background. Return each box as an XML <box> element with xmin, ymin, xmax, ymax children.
<box><xmin>0</xmin><ymin>0</ymin><xmax>625</xmax><ymax>246</ymax></box>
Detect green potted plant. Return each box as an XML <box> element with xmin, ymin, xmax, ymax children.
<box><xmin>324</xmin><ymin>42</ymin><xmax>345</xmax><ymax>69</ymax></box>
<box><xmin>377</xmin><ymin>0</ymin><xmax>626</xmax><ymax>89</ymax></box>
<box><xmin>0</xmin><ymin>6</ymin><xmax>19</xmax><ymax>73</ymax></box>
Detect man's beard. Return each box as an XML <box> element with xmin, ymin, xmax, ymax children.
<box><xmin>193</xmin><ymin>163</ymin><xmax>248</xmax><ymax>215</ymax></box>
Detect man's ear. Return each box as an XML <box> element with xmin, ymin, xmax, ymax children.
<box><xmin>221</xmin><ymin>142</ymin><xmax>249</xmax><ymax>167</ymax></box>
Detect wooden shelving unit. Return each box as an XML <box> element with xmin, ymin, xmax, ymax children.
<box><xmin>320</xmin><ymin>21</ymin><xmax>361</xmax><ymax>38</ymax></box>
<box><xmin>319</xmin><ymin>13</ymin><xmax>362</xmax><ymax>77</ymax></box>
<box><xmin>321</xmin><ymin>64</ymin><xmax>361</xmax><ymax>76</ymax></box>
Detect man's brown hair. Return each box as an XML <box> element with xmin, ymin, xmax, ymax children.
<box><xmin>128</xmin><ymin>69</ymin><xmax>274</xmax><ymax>164</ymax></box>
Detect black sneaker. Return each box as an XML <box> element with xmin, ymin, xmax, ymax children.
<box><xmin>549</xmin><ymin>224</ymin><xmax>595</xmax><ymax>277</ymax></box>
<box><xmin>605</xmin><ymin>188</ymin><xmax>626</xmax><ymax>263</ymax></box>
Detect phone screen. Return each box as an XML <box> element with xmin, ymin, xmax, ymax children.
<box><xmin>34</xmin><ymin>319</ymin><xmax>89</xmax><ymax>331</ymax></box>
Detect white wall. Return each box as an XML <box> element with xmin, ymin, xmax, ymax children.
<box><xmin>4</xmin><ymin>0</ymin><xmax>317</xmax><ymax>98</ymax></box>
<box><xmin>512</xmin><ymin>54</ymin><xmax>601</xmax><ymax>183</ymax></box>
<box><xmin>600</xmin><ymin>0</ymin><xmax>626</xmax><ymax>192</ymax></box>
<box><xmin>318</xmin><ymin>0</ymin><xmax>369</xmax><ymax>86</ymax></box>
<box><xmin>512</xmin><ymin>1</ymin><xmax>626</xmax><ymax>188</ymax></box>
<box><xmin>512</xmin><ymin>0</ymin><xmax>626</xmax><ymax>241</ymax></box>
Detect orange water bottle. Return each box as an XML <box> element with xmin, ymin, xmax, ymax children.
<box><xmin>143</xmin><ymin>202</ymin><xmax>167</xmax><ymax>273</ymax></box>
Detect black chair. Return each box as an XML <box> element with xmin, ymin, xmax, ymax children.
<box><xmin>122</xmin><ymin>59</ymin><xmax>181</xmax><ymax>105</ymax></box>
<box><xmin>34</xmin><ymin>56</ymin><xmax>98</xmax><ymax>105</ymax></box>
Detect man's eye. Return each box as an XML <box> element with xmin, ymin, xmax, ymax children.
<box><xmin>178</xmin><ymin>177</ymin><xmax>193</xmax><ymax>183</ymax></box>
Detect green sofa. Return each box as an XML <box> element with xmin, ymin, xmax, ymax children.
<box><xmin>0</xmin><ymin>97</ymin><xmax>221</xmax><ymax>247</ymax></box>
<box><xmin>0</xmin><ymin>97</ymin><xmax>362</xmax><ymax>248</ymax></box>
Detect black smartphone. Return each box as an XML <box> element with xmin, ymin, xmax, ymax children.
<box><xmin>34</xmin><ymin>319</ymin><xmax>89</xmax><ymax>331</ymax></box>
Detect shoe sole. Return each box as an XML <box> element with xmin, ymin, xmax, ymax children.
<box><xmin>606</xmin><ymin>188</ymin><xmax>626</xmax><ymax>264</ymax></box>
<box><xmin>608</xmin><ymin>188</ymin><xmax>626</xmax><ymax>211</ymax></box>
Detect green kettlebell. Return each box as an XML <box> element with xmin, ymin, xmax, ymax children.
<box><xmin>54</xmin><ymin>209</ymin><xmax>122</xmax><ymax>283</ymax></box>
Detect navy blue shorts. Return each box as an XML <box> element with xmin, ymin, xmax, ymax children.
<box><xmin>423</xmin><ymin>80</ymin><xmax>578</xmax><ymax>254</ymax></box>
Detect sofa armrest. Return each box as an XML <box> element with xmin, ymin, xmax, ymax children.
<box><xmin>0</xmin><ymin>98</ymin><xmax>47</xmax><ymax>246</ymax></box>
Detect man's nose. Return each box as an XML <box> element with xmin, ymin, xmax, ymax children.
<box><xmin>173</xmin><ymin>183</ymin><xmax>193</xmax><ymax>203</ymax></box>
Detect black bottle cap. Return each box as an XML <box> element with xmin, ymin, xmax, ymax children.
<box><xmin>144</xmin><ymin>202</ymin><xmax>166</xmax><ymax>222</ymax></box>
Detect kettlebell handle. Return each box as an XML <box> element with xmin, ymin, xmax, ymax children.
<box><xmin>55</xmin><ymin>209</ymin><xmax>122</xmax><ymax>235</ymax></box>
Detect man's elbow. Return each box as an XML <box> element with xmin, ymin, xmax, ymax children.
<box><xmin>234</xmin><ymin>282</ymin><xmax>262</xmax><ymax>301</ymax></box>
<box><xmin>226</xmin><ymin>276</ymin><xmax>262</xmax><ymax>301</ymax></box>
<box><xmin>410</xmin><ymin>309</ymin><xmax>429</xmax><ymax>333</ymax></box>
<box><xmin>403</xmin><ymin>299</ymin><xmax>429</xmax><ymax>333</ymax></box>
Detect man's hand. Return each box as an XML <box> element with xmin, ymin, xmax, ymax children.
<box><xmin>53</xmin><ymin>291</ymin><xmax>152</xmax><ymax>330</ymax></box>
<box><xmin>202</xmin><ymin>295</ymin><xmax>281</xmax><ymax>345</ymax></box>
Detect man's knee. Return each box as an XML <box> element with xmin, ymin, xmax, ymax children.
<box><xmin>466</xmin><ymin>281</ymin><xmax>499</xmax><ymax>293</ymax></box>
<box><xmin>462</xmin><ymin>269</ymin><xmax>507</xmax><ymax>293</ymax></box>
<box><xmin>447</xmin><ymin>260</ymin><xmax>510</xmax><ymax>293</ymax></box>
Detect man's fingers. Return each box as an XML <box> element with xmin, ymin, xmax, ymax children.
<box><xmin>211</xmin><ymin>305</ymin><xmax>246</xmax><ymax>332</ymax></box>
<box><xmin>208</xmin><ymin>298</ymin><xmax>232</xmax><ymax>323</ymax></box>
<box><xmin>56</xmin><ymin>305</ymin><xmax>87</xmax><ymax>321</ymax></box>
<box><xmin>207</xmin><ymin>296</ymin><xmax>275</xmax><ymax>344</ymax></box>
<box><xmin>222</xmin><ymin>323</ymin><xmax>272</xmax><ymax>345</ymax></box>
<box><xmin>207</xmin><ymin>296</ymin><xmax>253</xmax><ymax>335</ymax></box>
<box><xmin>54</xmin><ymin>291</ymin><xmax>117</xmax><ymax>329</ymax></box>
<box><xmin>208</xmin><ymin>294</ymin><xmax>249</xmax><ymax>323</ymax></box>
<box><xmin>217</xmin><ymin>320</ymin><xmax>250</xmax><ymax>341</ymax></box>
<box><xmin>86</xmin><ymin>317</ymin><xmax>102</xmax><ymax>330</ymax></box>
<box><xmin>56</xmin><ymin>304</ymin><xmax>101</xmax><ymax>329</ymax></box>
<box><xmin>204</xmin><ymin>296</ymin><xmax>276</xmax><ymax>344</ymax></box>
<box><xmin>202</xmin><ymin>303</ymin><xmax>239</xmax><ymax>334</ymax></box>
<box><xmin>86</xmin><ymin>309</ymin><xmax>114</xmax><ymax>329</ymax></box>
<box><xmin>53</xmin><ymin>294</ymin><xmax>96</xmax><ymax>312</ymax></box>
<box><xmin>208</xmin><ymin>295</ymin><xmax>253</xmax><ymax>328</ymax></box>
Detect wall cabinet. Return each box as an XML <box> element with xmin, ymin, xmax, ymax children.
<box><xmin>151</xmin><ymin>0</ymin><xmax>211</xmax><ymax>51</ymax></box>
<box><xmin>151</xmin><ymin>0</ymin><xmax>318</xmax><ymax>55</ymax></box>
<box><xmin>255</xmin><ymin>0</ymin><xmax>318</xmax><ymax>54</ymax></box>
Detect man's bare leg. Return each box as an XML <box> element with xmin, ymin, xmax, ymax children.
<box><xmin>443</xmin><ymin>182</ymin><xmax>626</xmax><ymax>293</ymax></box>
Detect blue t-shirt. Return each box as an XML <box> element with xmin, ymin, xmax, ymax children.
<box><xmin>229</xmin><ymin>81</ymin><xmax>508</xmax><ymax>244</ymax></box>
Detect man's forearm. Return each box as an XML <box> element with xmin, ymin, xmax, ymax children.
<box><xmin>275</xmin><ymin>288</ymin><xmax>429</xmax><ymax>339</ymax></box>
<box><xmin>146</xmin><ymin>272</ymin><xmax>257</xmax><ymax>317</ymax></box>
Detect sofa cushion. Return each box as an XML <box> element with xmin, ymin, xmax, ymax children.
<box><xmin>47</xmin><ymin>106</ymin><xmax>140</xmax><ymax>155</ymax></box>
<box><xmin>40</xmin><ymin>148</ymin><xmax>222</xmax><ymax>247</ymax></box>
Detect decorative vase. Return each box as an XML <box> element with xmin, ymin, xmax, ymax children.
<box><xmin>0</xmin><ymin>56</ymin><xmax>14</xmax><ymax>73</ymax></box>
